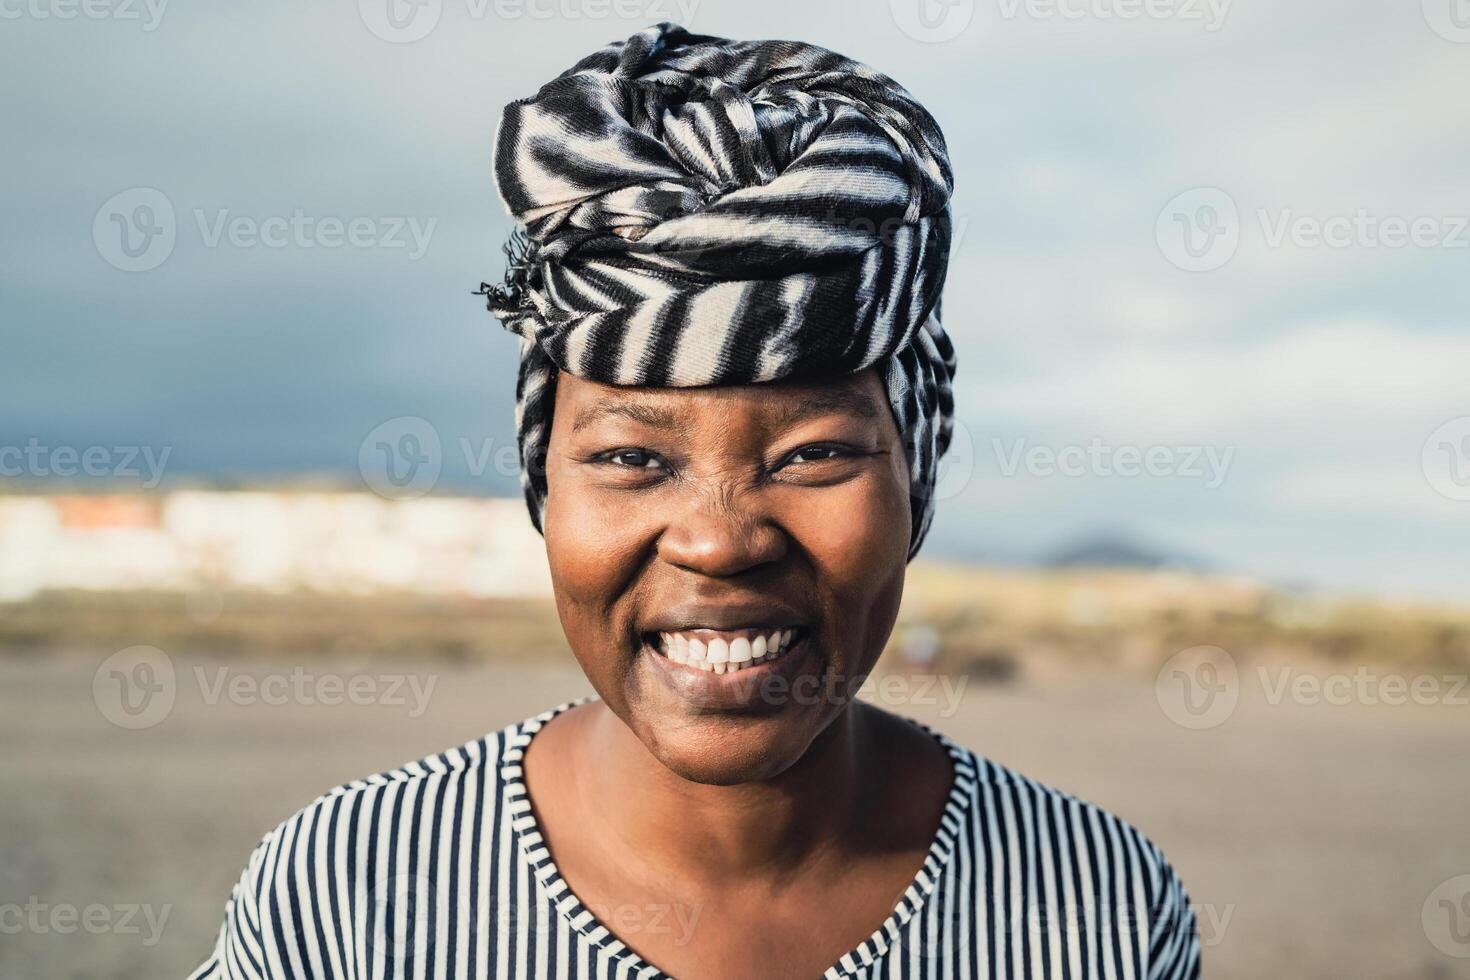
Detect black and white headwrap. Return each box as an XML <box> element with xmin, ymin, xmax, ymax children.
<box><xmin>480</xmin><ymin>22</ymin><xmax>957</xmax><ymax>557</ymax></box>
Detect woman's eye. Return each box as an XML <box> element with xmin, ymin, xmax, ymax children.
<box><xmin>786</xmin><ymin>445</ymin><xmax>848</xmax><ymax>465</ymax></box>
<box><xmin>606</xmin><ymin>449</ymin><xmax>663</xmax><ymax>469</ymax></box>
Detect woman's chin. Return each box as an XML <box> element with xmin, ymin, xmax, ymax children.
<box><xmin>638</xmin><ymin>715</ymin><xmax>817</xmax><ymax>786</ymax></box>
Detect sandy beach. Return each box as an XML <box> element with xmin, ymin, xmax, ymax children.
<box><xmin>1</xmin><ymin>651</ymin><xmax>1466</xmax><ymax>979</ymax></box>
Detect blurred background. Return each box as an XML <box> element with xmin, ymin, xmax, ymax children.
<box><xmin>3</xmin><ymin>1</ymin><xmax>1468</xmax><ymax>977</ymax></box>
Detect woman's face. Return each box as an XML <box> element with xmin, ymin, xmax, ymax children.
<box><xmin>542</xmin><ymin>368</ymin><xmax>912</xmax><ymax>785</ymax></box>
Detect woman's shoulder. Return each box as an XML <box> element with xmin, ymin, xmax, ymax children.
<box><xmin>187</xmin><ymin>704</ymin><xmax>575</xmax><ymax>980</ymax></box>
<box><xmin>935</xmin><ymin>733</ymin><xmax>1198</xmax><ymax>955</ymax></box>
<box><xmin>240</xmin><ymin>702</ymin><xmax>577</xmax><ymax>851</ymax></box>
<box><xmin>945</xmin><ymin>732</ymin><xmax>1184</xmax><ymax>871</ymax></box>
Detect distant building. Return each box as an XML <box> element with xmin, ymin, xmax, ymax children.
<box><xmin>0</xmin><ymin>491</ymin><xmax>552</xmax><ymax>600</ymax></box>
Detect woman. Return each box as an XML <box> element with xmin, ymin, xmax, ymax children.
<box><xmin>192</xmin><ymin>24</ymin><xmax>1200</xmax><ymax>980</ymax></box>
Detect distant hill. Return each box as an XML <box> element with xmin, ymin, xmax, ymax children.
<box><xmin>1043</xmin><ymin>533</ymin><xmax>1208</xmax><ymax>572</ymax></box>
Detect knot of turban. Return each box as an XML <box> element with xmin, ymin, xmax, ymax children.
<box><xmin>481</xmin><ymin>22</ymin><xmax>958</xmax><ymax>557</ymax></box>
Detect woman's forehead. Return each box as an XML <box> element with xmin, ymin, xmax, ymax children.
<box><xmin>557</xmin><ymin>370</ymin><xmax>889</xmax><ymax>434</ymax></box>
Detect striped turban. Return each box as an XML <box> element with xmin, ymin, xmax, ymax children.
<box><xmin>480</xmin><ymin>22</ymin><xmax>957</xmax><ymax>557</ymax></box>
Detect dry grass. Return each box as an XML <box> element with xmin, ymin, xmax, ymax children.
<box><xmin>4</xmin><ymin>563</ymin><xmax>1468</xmax><ymax>680</ymax></box>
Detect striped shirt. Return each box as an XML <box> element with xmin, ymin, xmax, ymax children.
<box><xmin>190</xmin><ymin>700</ymin><xmax>1201</xmax><ymax>979</ymax></box>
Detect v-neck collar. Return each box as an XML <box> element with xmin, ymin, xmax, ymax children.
<box><xmin>497</xmin><ymin>698</ymin><xmax>979</xmax><ymax>979</ymax></box>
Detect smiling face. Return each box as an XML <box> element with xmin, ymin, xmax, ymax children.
<box><xmin>542</xmin><ymin>368</ymin><xmax>913</xmax><ymax>785</ymax></box>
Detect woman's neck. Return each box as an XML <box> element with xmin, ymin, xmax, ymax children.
<box><xmin>539</xmin><ymin>700</ymin><xmax>881</xmax><ymax>889</ymax></box>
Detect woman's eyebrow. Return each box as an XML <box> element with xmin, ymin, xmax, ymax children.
<box><xmin>571</xmin><ymin>399</ymin><xmax>680</xmax><ymax>433</ymax></box>
<box><xmin>774</xmin><ymin>389</ymin><xmax>881</xmax><ymax>427</ymax></box>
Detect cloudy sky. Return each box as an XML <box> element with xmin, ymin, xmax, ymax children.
<box><xmin>3</xmin><ymin>0</ymin><xmax>1467</xmax><ymax>598</ymax></box>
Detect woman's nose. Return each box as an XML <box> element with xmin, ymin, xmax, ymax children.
<box><xmin>656</xmin><ymin>486</ymin><xmax>787</xmax><ymax>577</ymax></box>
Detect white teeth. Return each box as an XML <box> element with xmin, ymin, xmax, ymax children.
<box><xmin>651</xmin><ymin>628</ymin><xmax>799</xmax><ymax>672</ymax></box>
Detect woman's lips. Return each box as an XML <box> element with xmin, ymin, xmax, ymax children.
<box><xmin>639</xmin><ymin>626</ymin><xmax>815</xmax><ymax>706</ymax></box>
<box><xmin>653</xmin><ymin>627</ymin><xmax>801</xmax><ymax>674</ymax></box>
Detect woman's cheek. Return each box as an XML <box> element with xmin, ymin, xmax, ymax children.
<box><xmin>783</xmin><ymin>474</ymin><xmax>910</xmax><ymax>577</ymax></box>
<box><xmin>544</xmin><ymin>482</ymin><xmax>651</xmax><ymax>606</ymax></box>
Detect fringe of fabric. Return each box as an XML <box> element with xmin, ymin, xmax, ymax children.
<box><xmin>475</xmin><ymin>228</ymin><xmax>535</xmax><ymax>319</ymax></box>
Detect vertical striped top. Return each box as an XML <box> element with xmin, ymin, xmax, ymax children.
<box><xmin>190</xmin><ymin>700</ymin><xmax>1201</xmax><ymax>979</ymax></box>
